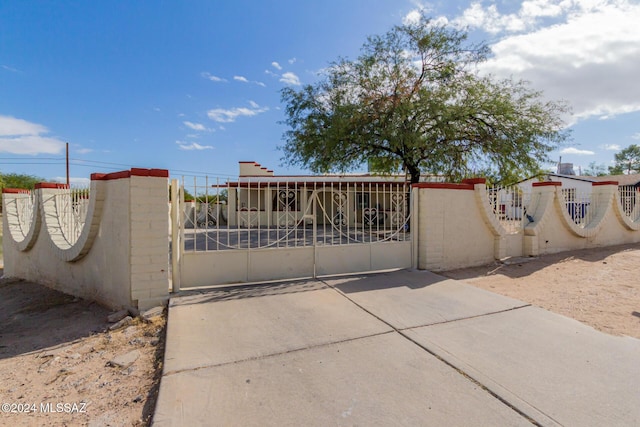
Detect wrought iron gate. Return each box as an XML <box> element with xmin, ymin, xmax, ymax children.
<box><xmin>170</xmin><ymin>176</ymin><xmax>414</xmax><ymax>290</ymax></box>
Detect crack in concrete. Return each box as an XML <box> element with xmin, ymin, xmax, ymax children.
<box><xmin>398</xmin><ymin>303</ymin><xmax>532</xmax><ymax>331</ymax></box>
<box><xmin>321</xmin><ymin>279</ymin><xmax>544</xmax><ymax>426</ymax></box>
<box><xmin>162</xmin><ymin>329</ymin><xmax>394</xmax><ymax>378</ymax></box>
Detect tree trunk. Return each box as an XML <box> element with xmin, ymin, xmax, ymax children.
<box><xmin>406</xmin><ymin>164</ymin><xmax>421</xmax><ymax>184</ymax></box>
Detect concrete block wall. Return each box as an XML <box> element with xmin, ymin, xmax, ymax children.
<box><xmin>413</xmin><ymin>181</ymin><xmax>497</xmax><ymax>271</ymax></box>
<box><xmin>2</xmin><ymin>168</ymin><xmax>170</xmax><ymax>310</ymax></box>
<box><xmin>413</xmin><ymin>179</ymin><xmax>640</xmax><ymax>272</ymax></box>
<box><xmin>523</xmin><ymin>181</ymin><xmax>640</xmax><ymax>256</ymax></box>
<box><xmin>129</xmin><ymin>174</ymin><xmax>171</xmax><ymax>308</ymax></box>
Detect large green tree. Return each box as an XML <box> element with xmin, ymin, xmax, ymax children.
<box><xmin>608</xmin><ymin>144</ymin><xmax>640</xmax><ymax>175</ymax></box>
<box><xmin>280</xmin><ymin>14</ymin><xmax>570</xmax><ymax>183</ymax></box>
<box><xmin>0</xmin><ymin>172</ymin><xmax>43</xmax><ymax>190</ymax></box>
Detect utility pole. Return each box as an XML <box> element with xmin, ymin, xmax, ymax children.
<box><xmin>66</xmin><ymin>142</ymin><xmax>70</xmax><ymax>187</ymax></box>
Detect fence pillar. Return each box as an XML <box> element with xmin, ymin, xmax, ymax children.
<box><xmin>523</xmin><ymin>183</ymin><xmax>559</xmax><ymax>257</ymax></box>
<box><xmin>128</xmin><ymin>170</ymin><xmax>171</xmax><ymax>310</ymax></box>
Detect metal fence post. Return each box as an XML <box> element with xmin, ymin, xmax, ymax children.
<box><xmin>410</xmin><ymin>186</ymin><xmax>419</xmax><ymax>270</ymax></box>
<box><xmin>170</xmin><ymin>178</ymin><xmax>181</xmax><ymax>292</ymax></box>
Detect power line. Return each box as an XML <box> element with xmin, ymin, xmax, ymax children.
<box><xmin>1</xmin><ymin>156</ymin><xmax>237</xmax><ymax>178</ymax></box>
<box><xmin>0</xmin><ymin>157</ymin><xmax>65</xmax><ymax>160</ymax></box>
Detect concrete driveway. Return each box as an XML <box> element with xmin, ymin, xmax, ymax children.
<box><xmin>153</xmin><ymin>270</ymin><xmax>640</xmax><ymax>426</ymax></box>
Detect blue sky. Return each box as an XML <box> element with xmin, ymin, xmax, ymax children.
<box><xmin>1</xmin><ymin>0</ymin><xmax>640</xmax><ymax>184</ymax></box>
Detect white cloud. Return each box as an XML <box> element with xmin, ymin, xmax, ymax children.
<box><xmin>201</xmin><ymin>72</ymin><xmax>227</xmax><ymax>82</ymax></box>
<box><xmin>449</xmin><ymin>0</ymin><xmax>578</xmax><ymax>35</ymax></box>
<box><xmin>271</xmin><ymin>61</ymin><xmax>282</xmax><ymax>70</ymax></box>
<box><xmin>0</xmin><ymin>115</ymin><xmax>47</xmax><ymax>136</ymax></box>
<box><xmin>265</xmin><ymin>69</ymin><xmax>278</xmax><ymax>77</ymax></box>
<box><xmin>473</xmin><ymin>0</ymin><xmax>640</xmax><ymax>124</ymax></box>
<box><xmin>234</xmin><ymin>75</ymin><xmax>266</xmax><ymax>87</ymax></box>
<box><xmin>176</xmin><ymin>141</ymin><xmax>214</xmax><ymax>151</ymax></box>
<box><xmin>560</xmin><ymin>147</ymin><xmax>595</xmax><ymax>155</ymax></box>
<box><xmin>76</xmin><ymin>148</ymin><xmax>93</xmax><ymax>154</ymax></box>
<box><xmin>0</xmin><ymin>115</ymin><xmax>65</xmax><ymax>155</ymax></box>
<box><xmin>207</xmin><ymin>101</ymin><xmax>269</xmax><ymax>123</ymax></box>
<box><xmin>280</xmin><ymin>71</ymin><xmax>301</xmax><ymax>86</ymax></box>
<box><xmin>0</xmin><ymin>135</ymin><xmax>66</xmax><ymax>155</ymax></box>
<box><xmin>2</xmin><ymin>64</ymin><xmax>19</xmax><ymax>72</ymax></box>
<box><xmin>403</xmin><ymin>9</ymin><xmax>423</xmax><ymax>25</ymax></box>
<box><xmin>53</xmin><ymin>176</ymin><xmax>91</xmax><ymax>186</ymax></box>
<box><xmin>632</xmin><ymin>132</ymin><xmax>640</xmax><ymax>140</ymax></box>
<box><xmin>454</xmin><ymin>3</ymin><xmax>523</xmax><ymax>34</ymax></box>
<box><xmin>183</xmin><ymin>121</ymin><xmax>207</xmax><ymax>131</ymax></box>
<box><xmin>602</xmin><ymin>143</ymin><xmax>621</xmax><ymax>151</ymax></box>
<box><xmin>288</xmin><ymin>58</ymin><xmax>297</xmax><ymax>64</ymax></box>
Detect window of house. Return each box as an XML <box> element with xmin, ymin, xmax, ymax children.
<box><xmin>356</xmin><ymin>193</ymin><xmax>370</xmax><ymax>210</ymax></box>
<box><xmin>273</xmin><ymin>189</ymin><xmax>299</xmax><ymax>211</ymax></box>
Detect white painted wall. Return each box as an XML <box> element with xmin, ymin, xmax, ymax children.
<box><xmin>523</xmin><ymin>182</ymin><xmax>640</xmax><ymax>256</ymax></box>
<box><xmin>414</xmin><ymin>180</ymin><xmax>640</xmax><ymax>272</ymax></box>
<box><xmin>179</xmin><ymin>242</ymin><xmax>412</xmax><ymax>288</ymax></box>
<box><xmin>414</xmin><ymin>181</ymin><xmax>497</xmax><ymax>271</ymax></box>
<box><xmin>2</xmin><ymin>169</ymin><xmax>170</xmax><ymax>310</ymax></box>
<box><xmin>518</xmin><ymin>176</ymin><xmax>593</xmax><ymax>194</ymax></box>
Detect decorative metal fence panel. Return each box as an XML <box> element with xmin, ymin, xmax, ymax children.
<box><xmin>560</xmin><ymin>187</ymin><xmax>595</xmax><ymax>228</ymax></box>
<box><xmin>486</xmin><ymin>184</ymin><xmax>531</xmax><ymax>234</ymax></box>
<box><xmin>55</xmin><ymin>186</ymin><xmax>91</xmax><ymax>245</ymax></box>
<box><xmin>179</xmin><ymin>176</ymin><xmax>411</xmax><ymax>252</ymax></box>
<box><xmin>618</xmin><ymin>185</ymin><xmax>640</xmax><ymax>220</ymax></box>
<box><xmin>4</xmin><ymin>190</ymin><xmax>36</xmax><ymax>242</ymax></box>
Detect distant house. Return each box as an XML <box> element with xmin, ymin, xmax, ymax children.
<box><xmin>517</xmin><ymin>173</ymin><xmax>596</xmax><ymax>194</ymax></box>
<box><xmin>517</xmin><ymin>172</ymin><xmax>640</xmax><ymax>192</ymax></box>
<box><xmin>218</xmin><ymin>161</ymin><xmax>442</xmax><ymax>228</ymax></box>
<box><xmin>516</xmin><ymin>172</ymin><xmax>640</xmax><ymax>218</ymax></box>
<box><xmin>589</xmin><ymin>173</ymin><xmax>640</xmax><ymax>189</ymax></box>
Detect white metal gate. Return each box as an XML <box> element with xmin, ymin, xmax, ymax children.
<box><xmin>170</xmin><ymin>176</ymin><xmax>414</xmax><ymax>290</ymax></box>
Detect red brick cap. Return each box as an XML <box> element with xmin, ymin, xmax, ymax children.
<box><xmin>131</xmin><ymin>168</ymin><xmax>169</xmax><ymax>177</ymax></box>
<box><xmin>35</xmin><ymin>183</ymin><xmax>69</xmax><ymax>189</ymax></box>
<box><xmin>92</xmin><ymin>171</ymin><xmax>130</xmax><ymax>180</ymax></box>
<box><xmin>92</xmin><ymin>168</ymin><xmax>169</xmax><ymax>181</ymax></box>
<box><xmin>461</xmin><ymin>178</ymin><xmax>487</xmax><ymax>185</ymax></box>
<box><xmin>412</xmin><ymin>182</ymin><xmax>474</xmax><ymax>190</ymax></box>
<box><xmin>533</xmin><ymin>181</ymin><xmax>562</xmax><ymax>187</ymax></box>
<box><xmin>592</xmin><ymin>181</ymin><xmax>619</xmax><ymax>186</ymax></box>
<box><xmin>2</xmin><ymin>188</ymin><xmax>31</xmax><ymax>194</ymax></box>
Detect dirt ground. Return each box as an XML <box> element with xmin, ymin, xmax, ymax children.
<box><xmin>442</xmin><ymin>243</ymin><xmax>640</xmax><ymax>339</ymax></box>
<box><xmin>0</xmin><ymin>274</ymin><xmax>166</xmax><ymax>427</ymax></box>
